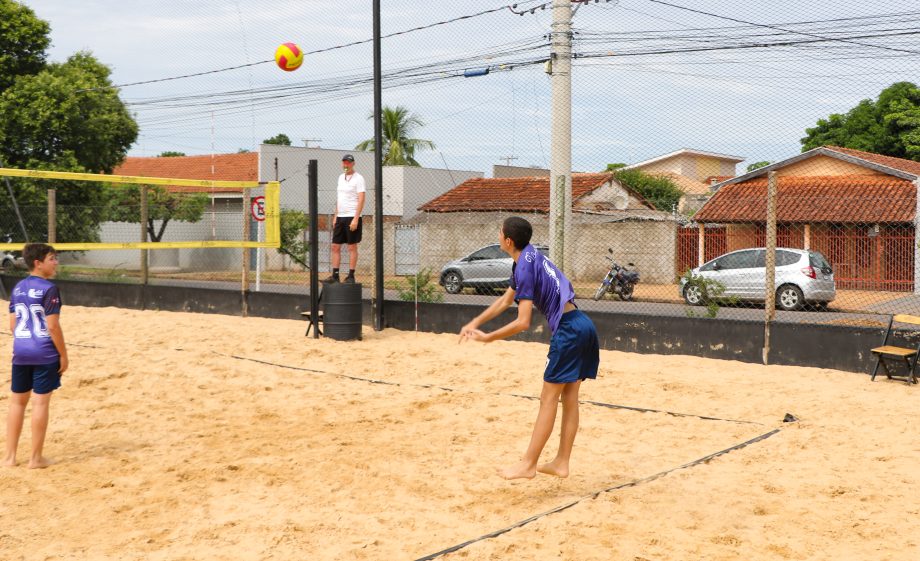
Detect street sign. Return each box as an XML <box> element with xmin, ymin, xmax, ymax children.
<box><xmin>251</xmin><ymin>196</ymin><xmax>265</xmax><ymax>222</ymax></box>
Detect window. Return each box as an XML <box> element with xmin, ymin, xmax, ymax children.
<box><xmin>809</xmin><ymin>251</ymin><xmax>833</xmax><ymax>274</ymax></box>
<box><xmin>775</xmin><ymin>250</ymin><xmax>801</xmax><ymax>267</ymax></box>
<box><xmin>715</xmin><ymin>250</ymin><xmax>758</xmax><ymax>270</ymax></box>
<box><xmin>470</xmin><ymin>245</ymin><xmax>505</xmax><ymax>260</ymax></box>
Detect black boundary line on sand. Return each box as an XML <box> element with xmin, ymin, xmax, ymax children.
<box><xmin>0</xmin><ymin>335</ymin><xmax>763</xmax><ymax>425</ymax></box>
<box><xmin>413</xmin><ymin>427</ymin><xmax>783</xmax><ymax>561</ymax></box>
<box><xmin>222</xmin><ymin>352</ymin><xmax>763</xmax><ymax>425</ymax></box>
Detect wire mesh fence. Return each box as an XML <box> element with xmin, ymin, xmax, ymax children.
<box><xmin>2</xmin><ymin>0</ymin><xmax>920</xmax><ymax>328</ymax></box>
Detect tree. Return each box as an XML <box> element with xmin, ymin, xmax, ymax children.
<box><xmin>158</xmin><ymin>151</ymin><xmax>186</xmax><ymax>157</ymax></box>
<box><xmin>611</xmin><ymin>169</ymin><xmax>683</xmax><ymax>212</ymax></box>
<box><xmin>605</xmin><ymin>163</ymin><xmax>627</xmax><ymax>170</ymax></box>
<box><xmin>0</xmin><ymin>2</ymin><xmax>137</xmax><ymax>243</ymax></box>
<box><xmin>278</xmin><ymin>209</ymin><xmax>310</xmax><ymax>269</ymax></box>
<box><xmin>746</xmin><ymin>161</ymin><xmax>771</xmax><ymax>172</ymax></box>
<box><xmin>263</xmin><ymin>133</ymin><xmax>292</xmax><ymax>146</ymax></box>
<box><xmin>0</xmin><ymin>0</ymin><xmax>49</xmax><ymax>94</ymax></box>
<box><xmin>355</xmin><ymin>105</ymin><xmax>435</xmax><ymax>166</ymax></box>
<box><xmin>801</xmin><ymin>82</ymin><xmax>920</xmax><ymax>159</ymax></box>
<box><xmin>104</xmin><ymin>185</ymin><xmax>208</xmax><ymax>243</ymax></box>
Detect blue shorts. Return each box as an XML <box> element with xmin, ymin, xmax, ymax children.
<box><xmin>11</xmin><ymin>362</ymin><xmax>62</xmax><ymax>394</ymax></box>
<box><xmin>544</xmin><ymin>310</ymin><xmax>600</xmax><ymax>384</ymax></box>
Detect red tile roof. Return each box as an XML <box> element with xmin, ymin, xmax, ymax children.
<box><xmin>419</xmin><ymin>173</ymin><xmax>638</xmax><ymax>212</ymax></box>
<box><xmin>694</xmin><ymin>175</ymin><xmax>915</xmax><ymax>224</ymax></box>
<box><xmin>112</xmin><ymin>153</ymin><xmax>258</xmax><ymax>193</ymax></box>
<box><xmin>825</xmin><ymin>146</ymin><xmax>920</xmax><ymax>177</ymax></box>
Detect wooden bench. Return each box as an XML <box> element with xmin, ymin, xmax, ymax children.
<box><xmin>870</xmin><ymin>314</ymin><xmax>920</xmax><ymax>385</ymax></box>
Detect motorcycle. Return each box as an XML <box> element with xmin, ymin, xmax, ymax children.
<box><xmin>593</xmin><ymin>248</ymin><xmax>640</xmax><ymax>301</ymax></box>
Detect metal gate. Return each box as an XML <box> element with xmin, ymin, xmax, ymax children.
<box><xmin>394</xmin><ymin>224</ymin><xmax>420</xmax><ymax>275</ymax></box>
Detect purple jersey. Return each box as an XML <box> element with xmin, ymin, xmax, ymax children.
<box><xmin>511</xmin><ymin>244</ymin><xmax>576</xmax><ymax>334</ymax></box>
<box><xmin>9</xmin><ymin>276</ymin><xmax>62</xmax><ymax>365</ymax></box>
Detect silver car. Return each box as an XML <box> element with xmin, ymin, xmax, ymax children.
<box><xmin>439</xmin><ymin>243</ymin><xmax>549</xmax><ymax>294</ymax></box>
<box><xmin>679</xmin><ymin>248</ymin><xmax>835</xmax><ymax>311</ymax></box>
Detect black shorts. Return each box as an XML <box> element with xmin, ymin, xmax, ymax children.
<box><xmin>332</xmin><ymin>216</ymin><xmax>363</xmax><ymax>244</ymax></box>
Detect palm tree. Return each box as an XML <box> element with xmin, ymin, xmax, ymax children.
<box><xmin>355</xmin><ymin>105</ymin><xmax>435</xmax><ymax>166</ymax></box>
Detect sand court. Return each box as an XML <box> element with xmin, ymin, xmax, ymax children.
<box><xmin>1</xmin><ymin>306</ymin><xmax>918</xmax><ymax>560</ymax></box>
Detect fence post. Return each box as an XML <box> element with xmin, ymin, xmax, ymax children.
<box><xmin>763</xmin><ymin>171</ymin><xmax>777</xmax><ymax>365</ymax></box>
<box><xmin>697</xmin><ymin>223</ymin><xmax>705</xmax><ymax>266</ymax></box>
<box><xmin>47</xmin><ymin>189</ymin><xmax>56</xmax><ymax>243</ymax></box>
<box><xmin>914</xmin><ymin>179</ymin><xmax>920</xmax><ymax>295</ymax></box>
<box><xmin>140</xmin><ymin>185</ymin><xmax>148</xmax><ymax>285</ymax></box>
<box><xmin>242</xmin><ymin>189</ymin><xmax>251</xmax><ymax>317</ymax></box>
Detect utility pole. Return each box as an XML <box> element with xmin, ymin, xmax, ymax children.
<box><xmin>549</xmin><ymin>0</ymin><xmax>573</xmax><ymax>274</ymax></box>
<box><xmin>301</xmin><ymin>138</ymin><xmax>322</xmax><ymax>148</ymax></box>
<box><xmin>499</xmin><ymin>155</ymin><xmax>519</xmax><ymax>166</ymax></box>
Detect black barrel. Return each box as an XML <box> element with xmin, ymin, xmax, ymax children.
<box><xmin>322</xmin><ymin>282</ymin><xmax>362</xmax><ymax>340</ymax></box>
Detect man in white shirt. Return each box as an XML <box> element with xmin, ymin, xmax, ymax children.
<box><xmin>325</xmin><ymin>154</ymin><xmax>366</xmax><ymax>283</ymax></box>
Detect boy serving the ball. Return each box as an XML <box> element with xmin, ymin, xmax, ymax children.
<box><xmin>460</xmin><ymin>217</ymin><xmax>599</xmax><ymax>480</ymax></box>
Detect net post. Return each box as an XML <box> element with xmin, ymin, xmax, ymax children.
<box><xmin>140</xmin><ymin>185</ymin><xmax>149</xmax><ymax>285</ymax></box>
<box><xmin>242</xmin><ymin>189</ymin><xmax>251</xmax><ymax>317</ymax></box>
<box><xmin>47</xmin><ymin>188</ymin><xmax>56</xmax><ymax>243</ymax></box>
<box><xmin>308</xmin><ymin>160</ymin><xmax>320</xmax><ymax>339</ymax></box>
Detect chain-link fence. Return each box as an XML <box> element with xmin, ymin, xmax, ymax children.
<box><xmin>3</xmin><ymin>0</ymin><xmax>920</xmax><ymax>329</ymax></box>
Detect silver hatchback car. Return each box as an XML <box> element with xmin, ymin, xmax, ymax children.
<box><xmin>439</xmin><ymin>243</ymin><xmax>549</xmax><ymax>294</ymax></box>
<box><xmin>679</xmin><ymin>247</ymin><xmax>835</xmax><ymax>311</ymax></box>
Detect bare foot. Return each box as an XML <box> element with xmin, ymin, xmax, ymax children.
<box><xmin>28</xmin><ymin>457</ymin><xmax>53</xmax><ymax>469</ymax></box>
<box><xmin>496</xmin><ymin>460</ymin><xmax>536</xmax><ymax>480</ymax></box>
<box><xmin>537</xmin><ymin>458</ymin><xmax>569</xmax><ymax>478</ymax></box>
<box><xmin>2</xmin><ymin>456</ymin><xmax>16</xmax><ymax>467</ymax></box>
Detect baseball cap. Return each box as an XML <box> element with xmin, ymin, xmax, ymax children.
<box><xmin>342</xmin><ymin>154</ymin><xmax>355</xmax><ymax>162</ymax></box>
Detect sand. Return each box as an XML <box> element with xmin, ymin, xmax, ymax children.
<box><xmin>0</xmin><ymin>305</ymin><xmax>918</xmax><ymax>560</ymax></box>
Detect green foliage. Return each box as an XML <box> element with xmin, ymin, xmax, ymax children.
<box><xmin>0</xmin><ymin>0</ymin><xmax>49</xmax><ymax>93</ymax></box>
<box><xmin>236</xmin><ymin>148</ymin><xmax>251</xmax><ymax>153</ymax></box>
<box><xmin>605</xmin><ymin>163</ymin><xmax>627</xmax><ymax>170</ymax></box>
<box><xmin>0</xmin><ymin>5</ymin><xmax>137</xmax><ymax>244</ymax></box>
<box><xmin>355</xmin><ymin>106</ymin><xmax>435</xmax><ymax>166</ymax></box>
<box><xmin>395</xmin><ymin>268</ymin><xmax>444</xmax><ymax>303</ymax></box>
<box><xmin>746</xmin><ymin>161</ymin><xmax>771</xmax><ymax>172</ymax></box>
<box><xmin>263</xmin><ymin>133</ymin><xmax>292</xmax><ymax>146</ymax></box>
<box><xmin>158</xmin><ymin>151</ymin><xmax>186</xmax><ymax>157</ymax></box>
<box><xmin>801</xmin><ymin>82</ymin><xmax>920</xmax><ymax>159</ymax></box>
<box><xmin>612</xmin><ymin>168</ymin><xmax>683</xmax><ymax>211</ymax></box>
<box><xmin>681</xmin><ymin>271</ymin><xmax>737</xmax><ymax>319</ymax></box>
<box><xmin>278</xmin><ymin>209</ymin><xmax>310</xmax><ymax>269</ymax></box>
<box><xmin>104</xmin><ymin>185</ymin><xmax>209</xmax><ymax>243</ymax></box>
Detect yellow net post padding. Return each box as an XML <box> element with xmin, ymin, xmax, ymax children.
<box><xmin>0</xmin><ymin>167</ymin><xmax>280</xmax><ymax>251</ymax></box>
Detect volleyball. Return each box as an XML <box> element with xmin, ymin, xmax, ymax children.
<box><xmin>275</xmin><ymin>43</ymin><xmax>303</xmax><ymax>72</ymax></box>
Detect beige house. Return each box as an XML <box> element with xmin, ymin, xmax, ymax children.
<box><xmin>623</xmin><ymin>148</ymin><xmax>744</xmax><ymax>214</ymax></box>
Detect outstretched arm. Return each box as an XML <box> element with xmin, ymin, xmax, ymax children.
<box><xmin>459</xmin><ymin>289</ymin><xmax>533</xmax><ymax>343</ymax></box>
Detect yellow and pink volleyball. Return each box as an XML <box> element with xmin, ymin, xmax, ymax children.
<box><xmin>274</xmin><ymin>43</ymin><xmax>303</xmax><ymax>72</ymax></box>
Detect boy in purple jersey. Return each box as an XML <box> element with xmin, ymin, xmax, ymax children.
<box><xmin>4</xmin><ymin>244</ymin><xmax>68</xmax><ymax>469</ymax></box>
<box><xmin>460</xmin><ymin>217</ymin><xmax>599</xmax><ymax>480</ymax></box>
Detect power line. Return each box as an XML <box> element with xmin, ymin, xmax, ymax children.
<box><xmin>641</xmin><ymin>0</ymin><xmax>920</xmax><ymax>55</ymax></box>
<box><xmin>79</xmin><ymin>3</ymin><xmax>538</xmax><ymax>92</ymax></box>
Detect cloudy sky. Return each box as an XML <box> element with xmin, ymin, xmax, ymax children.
<box><xmin>24</xmin><ymin>0</ymin><xmax>920</xmax><ymax>174</ymax></box>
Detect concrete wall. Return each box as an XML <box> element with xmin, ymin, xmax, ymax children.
<box><xmin>569</xmin><ymin>221</ymin><xmax>678</xmax><ymax>283</ymax></box>
<box><xmin>10</xmin><ymin>276</ymin><xmax>895</xmax><ymax>376</ymax></box>
<box><xmin>408</xmin><ymin>216</ymin><xmax>676</xmax><ymax>283</ymax></box>
<box><xmin>635</xmin><ymin>154</ymin><xmax>739</xmax><ymax>183</ymax></box>
<box><xmin>777</xmin><ymin>155</ymin><xmax>883</xmax><ymax>177</ymax></box>
<box><xmin>386</xmin><ymin>166</ymin><xmax>483</xmax><ymax>219</ymax></box>
<box><xmin>60</xmin><ymin>203</ymin><xmax>248</xmax><ymax>272</ymax></box>
<box><xmin>493</xmin><ymin>165</ymin><xmax>550</xmax><ymax>178</ymax></box>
